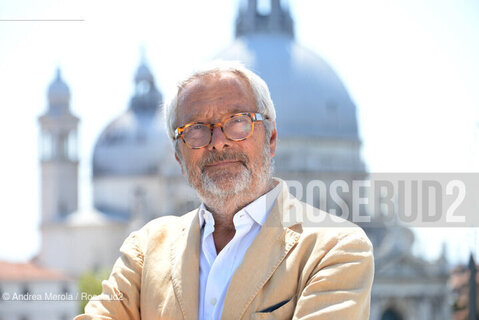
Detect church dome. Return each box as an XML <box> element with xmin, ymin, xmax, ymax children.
<box><xmin>48</xmin><ymin>68</ymin><xmax>70</xmax><ymax>107</ymax></box>
<box><xmin>92</xmin><ymin>61</ymin><xmax>169</xmax><ymax>177</ymax></box>
<box><xmin>216</xmin><ymin>0</ymin><xmax>359</xmax><ymax>140</ymax></box>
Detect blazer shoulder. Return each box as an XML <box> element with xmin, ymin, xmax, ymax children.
<box><xmin>142</xmin><ymin>209</ymin><xmax>197</xmax><ymax>231</ymax></box>
<box><xmin>286</xmin><ymin>197</ymin><xmax>372</xmax><ymax>249</ymax></box>
<box><xmin>123</xmin><ymin>209</ymin><xmax>199</xmax><ymax>251</ymax></box>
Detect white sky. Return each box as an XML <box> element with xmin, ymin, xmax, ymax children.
<box><xmin>0</xmin><ymin>0</ymin><xmax>478</xmax><ymax>265</ymax></box>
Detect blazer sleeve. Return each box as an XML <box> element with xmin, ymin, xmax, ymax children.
<box><xmin>293</xmin><ymin>229</ymin><xmax>374</xmax><ymax>320</ymax></box>
<box><xmin>74</xmin><ymin>232</ymin><xmax>143</xmax><ymax>320</ymax></box>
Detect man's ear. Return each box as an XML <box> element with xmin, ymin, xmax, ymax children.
<box><xmin>175</xmin><ymin>152</ymin><xmax>186</xmax><ymax>176</ymax></box>
<box><xmin>269</xmin><ymin>122</ymin><xmax>277</xmax><ymax>158</ymax></box>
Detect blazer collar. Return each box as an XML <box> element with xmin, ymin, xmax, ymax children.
<box><xmin>221</xmin><ymin>179</ymin><xmax>302</xmax><ymax>320</ymax></box>
<box><xmin>170</xmin><ymin>210</ymin><xmax>201</xmax><ymax>320</ymax></box>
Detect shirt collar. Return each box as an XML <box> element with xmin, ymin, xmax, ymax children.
<box><xmin>197</xmin><ymin>181</ymin><xmax>282</xmax><ymax>228</ymax></box>
<box><xmin>198</xmin><ymin>203</ymin><xmax>213</xmax><ymax>229</ymax></box>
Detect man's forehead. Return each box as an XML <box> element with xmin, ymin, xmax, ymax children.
<box><xmin>176</xmin><ymin>72</ymin><xmax>256</xmax><ymax>123</ymax></box>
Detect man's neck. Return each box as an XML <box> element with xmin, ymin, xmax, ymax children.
<box><xmin>206</xmin><ymin>179</ymin><xmax>277</xmax><ymax>254</ymax></box>
<box><xmin>204</xmin><ymin>178</ymin><xmax>277</xmax><ymax>233</ymax></box>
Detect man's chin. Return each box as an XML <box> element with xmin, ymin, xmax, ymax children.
<box><xmin>200</xmin><ymin>171</ymin><xmax>250</xmax><ymax>197</ymax></box>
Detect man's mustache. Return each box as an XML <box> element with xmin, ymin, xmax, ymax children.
<box><xmin>199</xmin><ymin>150</ymin><xmax>249</xmax><ymax>173</ymax></box>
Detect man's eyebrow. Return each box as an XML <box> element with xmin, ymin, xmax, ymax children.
<box><xmin>181</xmin><ymin>113</ymin><xmax>208</xmax><ymax>125</ymax></box>
<box><xmin>229</xmin><ymin>104</ymin><xmax>254</xmax><ymax>114</ymax></box>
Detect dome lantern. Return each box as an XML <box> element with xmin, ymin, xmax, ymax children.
<box><xmin>134</xmin><ymin>63</ymin><xmax>154</xmax><ymax>87</ymax></box>
<box><xmin>129</xmin><ymin>59</ymin><xmax>162</xmax><ymax>115</ymax></box>
<box><xmin>236</xmin><ymin>0</ymin><xmax>294</xmax><ymax>38</ymax></box>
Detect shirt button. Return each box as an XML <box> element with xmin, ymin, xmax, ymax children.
<box><xmin>210</xmin><ymin>297</ymin><xmax>217</xmax><ymax>306</ymax></box>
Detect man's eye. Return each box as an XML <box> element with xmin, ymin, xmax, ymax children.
<box><xmin>192</xmin><ymin>124</ymin><xmax>204</xmax><ymax>130</ymax></box>
<box><xmin>232</xmin><ymin>117</ymin><xmax>247</xmax><ymax>123</ymax></box>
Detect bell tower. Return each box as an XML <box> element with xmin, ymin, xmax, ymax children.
<box><xmin>38</xmin><ymin>69</ymin><xmax>79</xmax><ymax>223</ymax></box>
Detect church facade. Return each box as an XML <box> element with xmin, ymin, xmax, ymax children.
<box><xmin>37</xmin><ymin>1</ymin><xmax>451</xmax><ymax>319</ymax></box>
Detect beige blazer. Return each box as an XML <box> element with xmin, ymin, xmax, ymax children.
<box><xmin>75</xmin><ymin>180</ymin><xmax>374</xmax><ymax>320</ymax></box>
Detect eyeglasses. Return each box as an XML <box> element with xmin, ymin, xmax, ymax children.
<box><xmin>174</xmin><ymin>112</ymin><xmax>265</xmax><ymax>149</ymax></box>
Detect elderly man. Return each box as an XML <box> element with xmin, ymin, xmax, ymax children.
<box><xmin>76</xmin><ymin>62</ymin><xmax>374</xmax><ymax>320</ymax></box>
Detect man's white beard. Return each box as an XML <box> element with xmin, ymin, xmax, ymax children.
<box><xmin>201</xmin><ymin>164</ymin><xmax>251</xmax><ymax>198</ymax></box>
<box><xmin>183</xmin><ymin>145</ymin><xmax>273</xmax><ymax>212</ymax></box>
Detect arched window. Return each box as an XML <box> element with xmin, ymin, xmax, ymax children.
<box><xmin>257</xmin><ymin>0</ymin><xmax>271</xmax><ymax>14</ymax></box>
<box><xmin>381</xmin><ymin>308</ymin><xmax>403</xmax><ymax>320</ymax></box>
<box><xmin>41</xmin><ymin>130</ymin><xmax>53</xmax><ymax>160</ymax></box>
<box><xmin>136</xmin><ymin>80</ymin><xmax>151</xmax><ymax>96</ymax></box>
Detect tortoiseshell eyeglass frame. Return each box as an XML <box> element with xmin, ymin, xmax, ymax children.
<box><xmin>174</xmin><ymin>112</ymin><xmax>265</xmax><ymax>149</ymax></box>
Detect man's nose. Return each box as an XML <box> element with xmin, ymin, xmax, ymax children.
<box><xmin>208</xmin><ymin>126</ymin><xmax>230</xmax><ymax>151</ymax></box>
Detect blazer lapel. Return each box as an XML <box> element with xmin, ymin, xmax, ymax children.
<box><xmin>170</xmin><ymin>211</ymin><xmax>201</xmax><ymax>320</ymax></box>
<box><xmin>221</xmin><ymin>183</ymin><xmax>301</xmax><ymax>320</ymax></box>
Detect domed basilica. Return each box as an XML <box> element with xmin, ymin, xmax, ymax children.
<box><xmin>37</xmin><ymin>1</ymin><xmax>451</xmax><ymax>319</ymax></box>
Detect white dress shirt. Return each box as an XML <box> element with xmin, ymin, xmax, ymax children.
<box><xmin>198</xmin><ymin>183</ymin><xmax>282</xmax><ymax>320</ymax></box>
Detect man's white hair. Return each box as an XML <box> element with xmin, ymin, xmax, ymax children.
<box><xmin>164</xmin><ymin>60</ymin><xmax>276</xmax><ymax>140</ymax></box>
